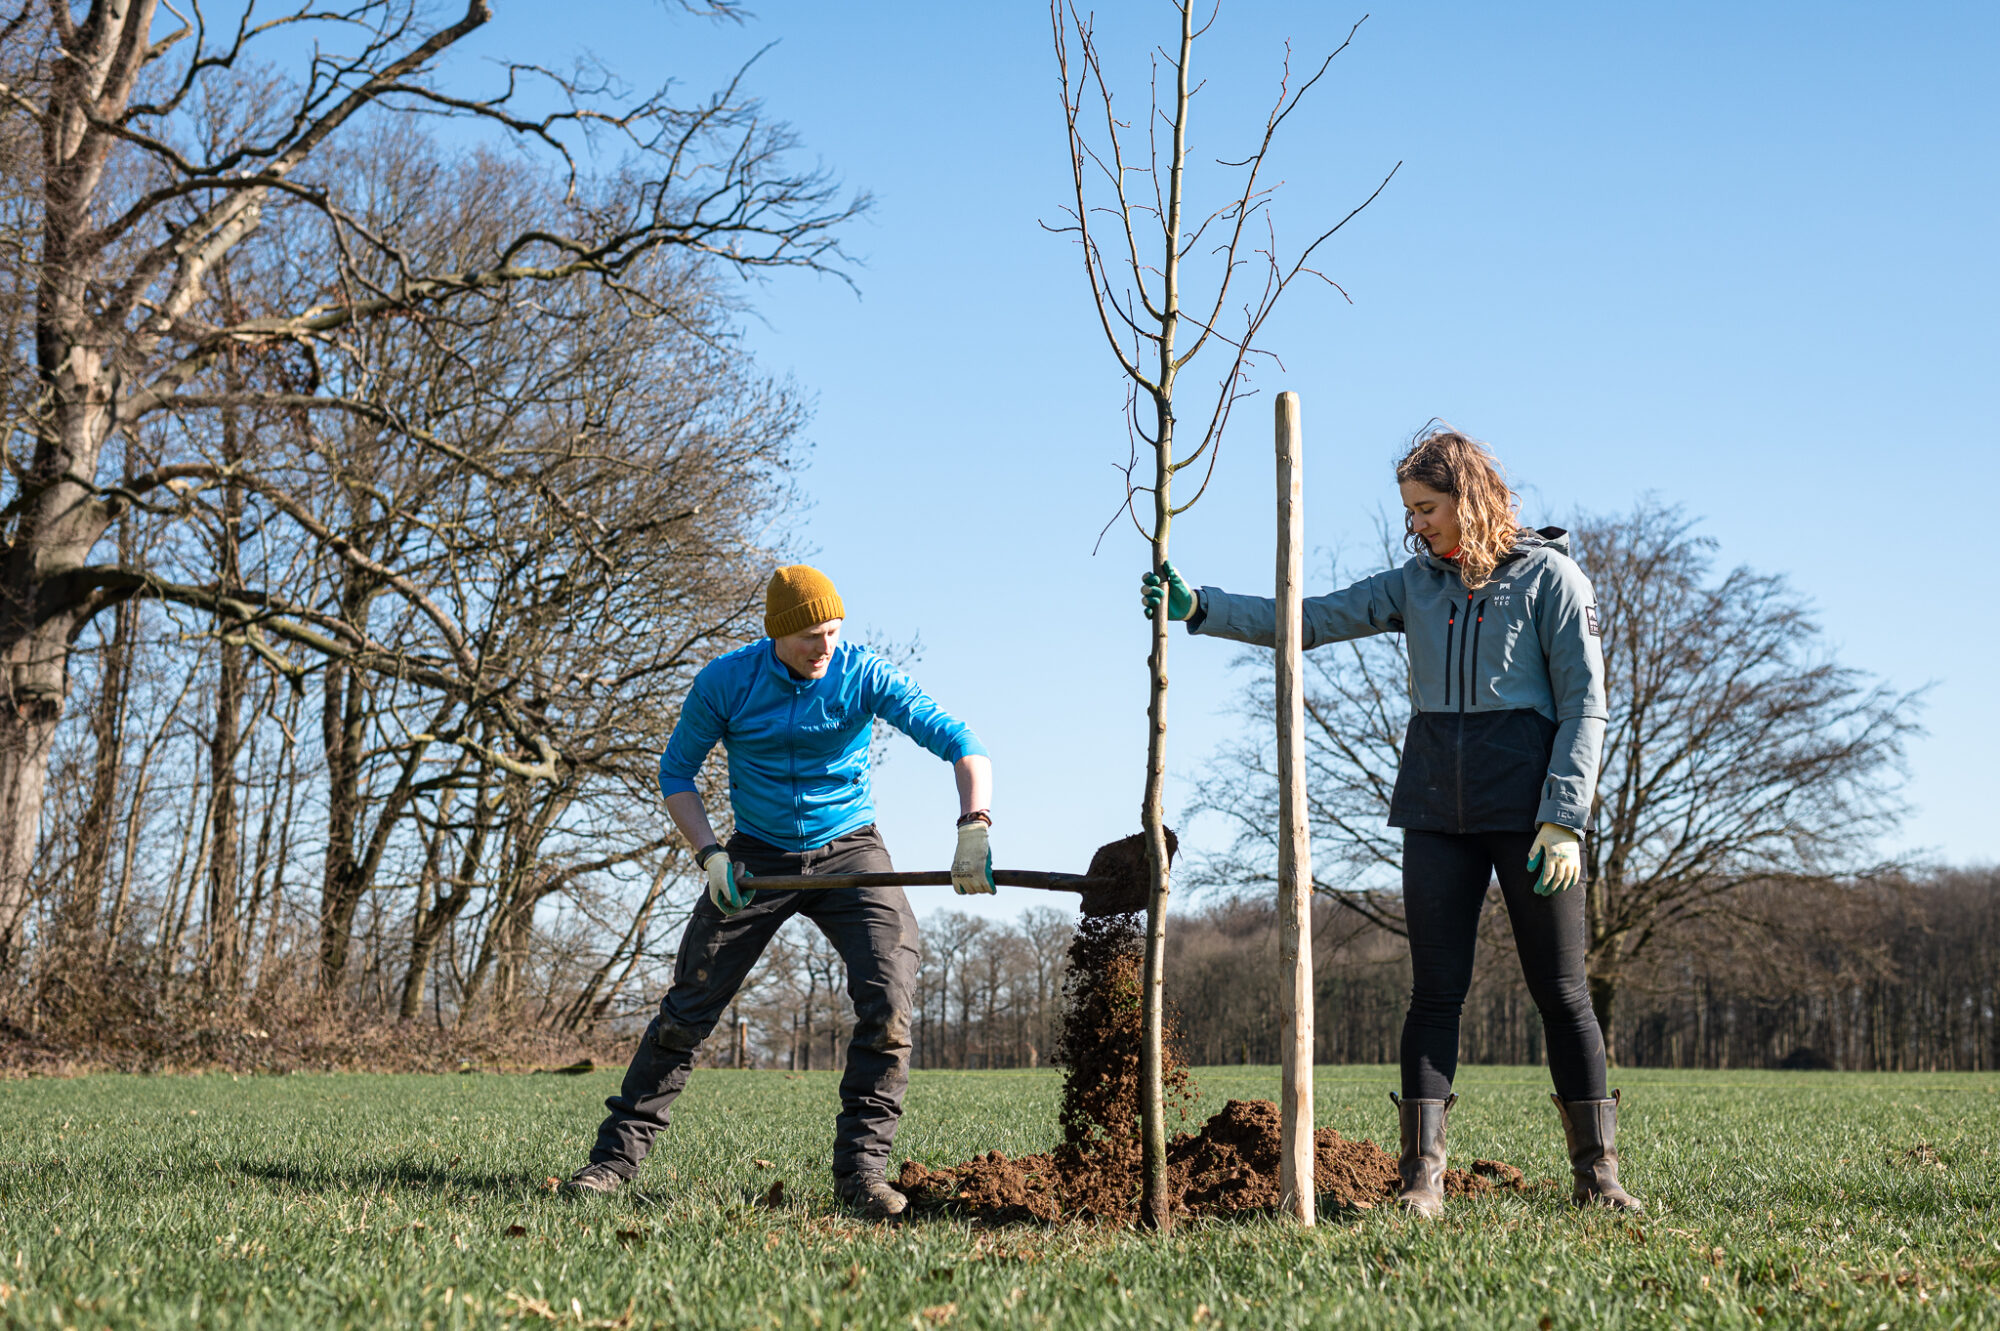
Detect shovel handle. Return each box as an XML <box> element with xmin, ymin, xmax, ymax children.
<box><xmin>731</xmin><ymin>869</ymin><xmax>1106</xmax><ymax>893</ymax></box>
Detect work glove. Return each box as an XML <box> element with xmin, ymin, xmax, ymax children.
<box><xmin>1140</xmin><ymin>561</ymin><xmax>1196</xmax><ymax>621</ymax></box>
<box><xmin>951</xmin><ymin>816</ymin><xmax>996</xmax><ymax>895</ymax></box>
<box><xmin>698</xmin><ymin>844</ymin><xmax>753</xmax><ymax>916</ymax></box>
<box><xmin>1526</xmin><ymin>823</ymin><xmax>1582</xmax><ymax>896</ymax></box>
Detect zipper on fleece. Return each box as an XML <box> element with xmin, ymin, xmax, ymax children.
<box><xmin>1467</xmin><ymin>598</ymin><xmax>1487</xmax><ymax>706</ymax></box>
<box><xmin>787</xmin><ymin>687</ymin><xmax>802</xmax><ymax>845</ymax></box>
<box><xmin>1442</xmin><ymin>603</ymin><xmax>1459</xmax><ymax>708</ymax></box>
<box><xmin>1453</xmin><ymin>592</ymin><xmax>1473</xmax><ymax>829</ymax></box>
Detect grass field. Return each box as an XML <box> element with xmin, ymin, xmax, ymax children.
<box><xmin>1</xmin><ymin>1064</ymin><xmax>1995</xmax><ymax>1329</ymax></box>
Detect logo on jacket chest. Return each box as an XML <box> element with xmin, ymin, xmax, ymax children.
<box><xmin>799</xmin><ymin>701</ymin><xmax>854</xmax><ymax>733</ymax></box>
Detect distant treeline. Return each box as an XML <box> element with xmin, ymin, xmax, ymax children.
<box><xmin>864</xmin><ymin>868</ymin><xmax>1997</xmax><ymax>1075</ymax></box>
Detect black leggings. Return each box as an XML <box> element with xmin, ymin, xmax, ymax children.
<box><xmin>1399</xmin><ymin>828</ymin><xmax>1607</xmax><ymax>1102</ymax></box>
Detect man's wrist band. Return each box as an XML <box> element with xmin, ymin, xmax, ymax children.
<box><xmin>956</xmin><ymin>811</ymin><xmax>992</xmax><ymax>828</ymax></box>
<box><xmin>695</xmin><ymin>843</ymin><xmax>724</xmax><ymax>868</ymax></box>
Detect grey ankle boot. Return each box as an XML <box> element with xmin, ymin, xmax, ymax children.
<box><xmin>1391</xmin><ymin>1091</ymin><xmax>1455</xmax><ymax>1218</ymax></box>
<box><xmin>1551</xmin><ymin>1089</ymin><xmax>1644</xmax><ymax>1212</ymax></box>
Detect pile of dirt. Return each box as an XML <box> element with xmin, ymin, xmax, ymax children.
<box><xmin>897</xmin><ymin>834</ymin><xmax>1527</xmax><ymax>1223</ymax></box>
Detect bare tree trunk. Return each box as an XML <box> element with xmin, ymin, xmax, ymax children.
<box><xmin>1586</xmin><ymin>872</ymin><xmax>1625</xmax><ymax>1063</ymax></box>
<box><xmin>1588</xmin><ymin>952</ymin><xmax>1623</xmax><ymax>1067</ymax></box>
<box><xmin>103</xmin><ymin>664</ymin><xmax>201</xmax><ymax>957</ymax></box>
<box><xmin>204</xmin><ymin>392</ymin><xmax>248</xmax><ymax>994</ymax></box>
<box><xmin>0</xmin><ymin>708</ymin><xmax>60</xmax><ymax>967</ymax></box>
<box><xmin>563</xmin><ymin>856</ymin><xmax>672</xmax><ymax>1030</ymax></box>
<box><xmin>318</xmin><ymin>645</ymin><xmax>366</xmax><ymax>993</ymax></box>
<box><xmin>401</xmin><ymin>773</ymin><xmax>493</xmax><ymax>1021</ymax></box>
<box><xmin>66</xmin><ymin>584</ymin><xmax>134</xmax><ymax>942</ymax></box>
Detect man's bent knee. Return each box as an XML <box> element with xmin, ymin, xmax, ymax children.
<box><xmin>853</xmin><ymin>1005</ymin><xmax>912</xmax><ymax>1056</ymax></box>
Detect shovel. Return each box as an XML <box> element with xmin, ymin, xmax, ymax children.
<box><xmin>722</xmin><ymin>830</ymin><xmax>1174</xmax><ymax>918</ymax></box>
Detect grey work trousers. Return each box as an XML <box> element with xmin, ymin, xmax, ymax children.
<box><xmin>588</xmin><ymin>824</ymin><xmax>919</xmax><ymax>1180</ymax></box>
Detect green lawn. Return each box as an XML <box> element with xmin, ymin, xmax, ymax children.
<box><xmin>1</xmin><ymin>1065</ymin><xmax>1994</xmax><ymax>1329</ymax></box>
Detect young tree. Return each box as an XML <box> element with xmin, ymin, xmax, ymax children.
<box><xmin>1048</xmin><ymin>1</ymin><xmax>1393</xmax><ymax>1228</ymax></box>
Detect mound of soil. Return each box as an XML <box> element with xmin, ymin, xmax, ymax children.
<box><xmin>897</xmin><ymin>842</ymin><xmax>1526</xmax><ymax>1223</ymax></box>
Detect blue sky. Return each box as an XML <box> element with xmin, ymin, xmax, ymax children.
<box><xmin>454</xmin><ymin>2</ymin><xmax>1997</xmax><ymax>917</ymax></box>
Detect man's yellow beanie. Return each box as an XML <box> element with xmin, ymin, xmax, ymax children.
<box><xmin>765</xmin><ymin>565</ymin><xmax>845</xmax><ymax>638</ymax></box>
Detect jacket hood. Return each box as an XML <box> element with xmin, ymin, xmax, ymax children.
<box><xmin>1419</xmin><ymin>526</ymin><xmax>1570</xmax><ymax>574</ymax></box>
<box><xmin>1516</xmin><ymin>526</ymin><xmax>1571</xmax><ymax>557</ymax></box>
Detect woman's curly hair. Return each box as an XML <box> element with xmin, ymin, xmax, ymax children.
<box><xmin>1394</xmin><ymin>425</ymin><xmax>1527</xmax><ymax>591</ymax></box>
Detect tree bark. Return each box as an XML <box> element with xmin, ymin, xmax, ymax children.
<box><xmin>317</xmin><ymin>585</ymin><xmax>376</xmax><ymax>993</ymax></box>
<box><xmin>65</xmin><ymin>587</ymin><xmax>133</xmax><ymax>942</ymax></box>
<box><xmin>204</xmin><ymin>395</ymin><xmax>248</xmax><ymax>993</ymax></box>
<box><xmin>399</xmin><ymin>773</ymin><xmax>492</xmax><ymax>1021</ymax></box>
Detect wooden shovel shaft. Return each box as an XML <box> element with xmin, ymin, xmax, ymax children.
<box><xmin>730</xmin><ymin>869</ymin><xmax>1107</xmax><ymax>893</ymax></box>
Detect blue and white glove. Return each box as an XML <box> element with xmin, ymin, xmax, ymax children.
<box><xmin>951</xmin><ymin>816</ymin><xmax>996</xmax><ymax>896</ymax></box>
<box><xmin>699</xmin><ymin>844</ymin><xmax>753</xmax><ymax>915</ymax></box>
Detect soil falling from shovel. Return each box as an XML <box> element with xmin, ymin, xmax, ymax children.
<box><xmin>895</xmin><ymin>834</ymin><xmax>1527</xmax><ymax>1223</ymax></box>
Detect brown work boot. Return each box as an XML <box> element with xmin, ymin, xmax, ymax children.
<box><xmin>834</xmin><ymin>1169</ymin><xmax>909</xmax><ymax>1219</ymax></box>
<box><xmin>1551</xmin><ymin>1089</ymin><xmax>1644</xmax><ymax>1212</ymax></box>
<box><xmin>1391</xmin><ymin>1091</ymin><xmax>1456</xmax><ymax>1218</ymax></box>
<box><xmin>559</xmin><ymin>1162</ymin><xmax>631</xmax><ymax>1197</ymax></box>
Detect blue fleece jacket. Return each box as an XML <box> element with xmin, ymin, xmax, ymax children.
<box><xmin>658</xmin><ymin>639</ymin><xmax>986</xmax><ymax>853</ymax></box>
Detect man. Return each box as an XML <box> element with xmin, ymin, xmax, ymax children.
<box><xmin>561</xmin><ymin>565</ymin><xmax>994</xmax><ymax>1217</ymax></box>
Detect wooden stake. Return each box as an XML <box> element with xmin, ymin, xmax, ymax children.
<box><xmin>1274</xmin><ymin>390</ymin><xmax>1316</xmax><ymax>1225</ymax></box>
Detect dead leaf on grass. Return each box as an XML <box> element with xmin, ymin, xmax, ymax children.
<box><xmin>757</xmin><ymin>1179</ymin><xmax>786</xmax><ymax>1209</ymax></box>
<box><xmin>922</xmin><ymin>1304</ymin><xmax>957</xmax><ymax>1325</ymax></box>
<box><xmin>499</xmin><ymin>1291</ymin><xmax>636</xmax><ymax>1328</ymax></box>
<box><xmin>754</xmin><ymin>1159</ymin><xmax>775</xmax><ymax>1169</ymax></box>
<box><xmin>841</xmin><ymin>1262</ymin><xmax>865</xmax><ymax>1291</ymax></box>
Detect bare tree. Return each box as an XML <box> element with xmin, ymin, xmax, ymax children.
<box><xmin>1191</xmin><ymin>501</ymin><xmax>1921</xmax><ymax>1060</ymax></box>
<box><xmin>1048</xmin><ymin>0</ymin><xmax>1393</xmax><ymax>1227</ymax></box>
<box><xmin>0</xmin><ymin>0</ymin><xmax>861</xmax><ymax>963</ymax></box>
<box><xmin>1578</xmin><ymin>504</ymin><xmax>1920</xmax><ymax>1056</ymax></box>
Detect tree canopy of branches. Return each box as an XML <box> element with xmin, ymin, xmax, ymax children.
<box><xmin>1191</xmin><ymin>500</ymin><xmax>1921</xmax><ymax>1057</ymax></box>
<box><xmin>0</xmin><ymin>0</ymin><xmax>862</xmax><ymax>980</ymax></box>
<box><xmin>0</xmin><ymin>1</ymin><xmax>863</xmax><ymax>1061</ymax></box>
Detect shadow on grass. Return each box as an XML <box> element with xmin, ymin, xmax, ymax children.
<box><xmin>238</xmin><ymin>1158</ymin><xmax>541</xmax><ymax>1195</ymax></box>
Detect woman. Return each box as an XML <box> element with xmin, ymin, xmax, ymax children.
<box><xmin>1140</xmin><ymin>426</ymin><xmax>1641</xmax><ymax>1216</ymax></box>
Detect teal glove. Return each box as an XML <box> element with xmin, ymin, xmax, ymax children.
<box><xmin>1526</xmin><ymin>823</ymin><xmax>1581</xmax><ymax>896</ymax></box>
<box><xmin>1140</xmin><ymin>561</ymin><xmax>1196</xmax><ymax>621</ymax></box>
<box><xmin>699</xmin><ymin>844</ymin><xmax>753</xmax><ymax>916</ymax></box>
